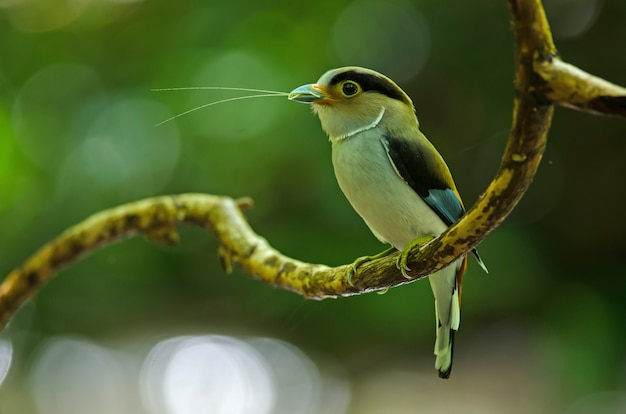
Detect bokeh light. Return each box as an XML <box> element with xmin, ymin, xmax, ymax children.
<box><xmin>141</xmin><ymin>335</ymin><xmax>275</xmax><ymax>414</ymax></box>
<box><xmin>250</xmin><ymin>337</ymin><xmax>351</xmax><ymax>414</ymax></box>
<box><xmin>544</xmin><ymin>0</ymin><xmax>603</xmax><ymax>38</ymax></box>
<box><xmin>332</xmin><ymin>0</ymin><xmax>430</xmax><ymax>82</ymax></box>
<box><xmin>12</xmin><ymin>64</ymin><xmax>107</xmax><ymax>172</ymax></box>
<box><xmin>56</xmin><ymin>97</ymin><xmax>180</xmax><ymax>199</ymax></box>
<box><xmin>3</xmin><ymin>0</ymin><xmax>93</xmax><ymax>33</ymax></box>
<box><xmin>140</xmin><ymin>334</ymin><xmax>351</xmax><ymax>414</ymax></box>
<box><xmin>18</xmin><ymin>334</ymin><xmax>350</xmax><ymax>414</ymax></box>
<box><xmin>0</xmin><ymin>336</ymin><xmax>12</xmax><ymax>387</ymax></box>
<box><xmin>183</xmin><ymin>51</ymin><xmax>287</xmax><ymax>140</ymax></box>
<box><xmin>29</xmin><ymin>337</ymin><xmax>130</xmax><ymax>414</ymax></box>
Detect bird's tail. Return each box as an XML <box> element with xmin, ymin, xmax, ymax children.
<box><xmin>429</xmin><ymin>260</ymin><xmax>463</xmax><ymax>379</ymax></box>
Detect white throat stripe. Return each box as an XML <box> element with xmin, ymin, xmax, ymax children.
<box><xmin>337</xmin><ymin>107</ymin><xmax>386</xmax><ymax>140</ymax></box>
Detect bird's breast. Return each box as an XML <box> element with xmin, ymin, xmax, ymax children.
<box><xmin>331</xmin><ymin>130</ymin><xmax>448</xmax><ymax>250</ymax></box>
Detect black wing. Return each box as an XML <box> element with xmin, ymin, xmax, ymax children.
<box><xmin>381</xmin><ymin>134</ymin><xmax>464</xmax><ymax>226</ymax></box>
<box><xmin>381</xmin><ymin>134</ymin><xmax>487</xmax><ymax>272</ymax></box>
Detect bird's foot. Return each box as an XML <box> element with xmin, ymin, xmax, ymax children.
<box><xmin>396</xmin><ymin>235</ymin><xmax>435</xmax><ymax>279</ymax></box>
<box><xmin>347</xmin><ymin>247</ymin><xmax>397</xmax><ymax>286</ymax></box>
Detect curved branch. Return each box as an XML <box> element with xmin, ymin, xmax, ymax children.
<box><xmin>1</xmin><ymin>0</ymin><xmax>624</xmax><ymax>331</ymax></box>
<box><xmin>0</xmin><ymin>194</ymin><xmax>401</xmax><ymax>329</ymax></box>
<box><xmin>403</xmin><ymin>0</ymin><xmax>557</xmax><ymax>275</ymax></box>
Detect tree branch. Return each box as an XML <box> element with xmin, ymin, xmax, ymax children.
<box><xmin>0</xmin><ymin>194</ymin><xmax>406</xmax><ymax>329</ymax></box>
<box><xmin>536</xmin><ymin>57</ymin><xmax>626</xmax><ymax>116</ymax></box>
<box><xmin>1</xmin><ymin>0</ymin><xmax>625</xmax><ymax>331</ymax></box>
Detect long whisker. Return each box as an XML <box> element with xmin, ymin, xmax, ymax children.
<box><xmin>154</xmin><ymin>93</ymin><xmax>287</xmax><ymax>126</ymax></box>
<box><xmin>152</xmin><ymin>86</ymin><xmax>290</xmax><ymax>95</ymax></box>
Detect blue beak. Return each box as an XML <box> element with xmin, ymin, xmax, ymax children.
<box><xmin>288</xmin><ymin>84</ymin><xmax>325</xmax><ymax>104</ymax></box>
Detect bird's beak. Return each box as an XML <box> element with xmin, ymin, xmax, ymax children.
<box><xmin>288</xmin><ymin>84</ymin><xmax>326</xmax><ymax>104</ymax></box>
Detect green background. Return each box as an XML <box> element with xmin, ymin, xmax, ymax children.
<box><xmin>1</xmin><ymin>0</ymin><xmax>625</xmax><ymax>412</ymax></box>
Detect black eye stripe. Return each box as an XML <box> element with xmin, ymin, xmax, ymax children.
<box><xmin>330</xmin><ymin>70</ymin><xmax>408</xmax><ymax>103</ymax></box>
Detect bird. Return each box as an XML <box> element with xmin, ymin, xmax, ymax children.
<box><xmin>288</xmin><ymin>66</ymin><xmax>487</xmax><ymax>379</ymax></box>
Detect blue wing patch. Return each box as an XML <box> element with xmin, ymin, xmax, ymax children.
<box><xmin>423</xmin><ymin>188</ymin><xmax>464</xmax><ymax>227</ymax></box>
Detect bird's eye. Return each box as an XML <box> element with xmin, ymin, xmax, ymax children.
<box><xmin>341</xmin><ymin>81</ymin><xmax>359</xmax><ymax>97</ymax></box>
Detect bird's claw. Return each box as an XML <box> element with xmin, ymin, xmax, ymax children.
<box><xmin>396</xmin><ymin>253</ymin><xmax>413</xmax><ymax>279</ymax></box>
<box><xmin>396</xmin><ymin>235</ymin><xmax>436</xmax><ymax>280</ymax></box>
<box><xmin>346</xmin><ymin>247</ymin><xmax>397</xmax><ymax>286</ymax></box>
<box><xmin>347</xmin><ymin>255</ymin><xmax>370</xmax><ymax>286</ymax></box>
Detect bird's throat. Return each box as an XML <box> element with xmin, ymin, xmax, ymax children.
<box><xmin>335</xmin><ymin>107</ymin><xmax>386</xmax><ymax>141</ymax></box>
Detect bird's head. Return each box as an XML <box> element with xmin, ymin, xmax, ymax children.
<box><xmin>289</xmin><ymin>66</ymin><xmax>417</xmax><ymax>141</ymax></box>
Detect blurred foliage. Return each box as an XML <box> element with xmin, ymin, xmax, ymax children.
<box><xmin>0</xmin><ymin>0</ymin><xmax>625</xmax><ymax>412</ymax></box>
